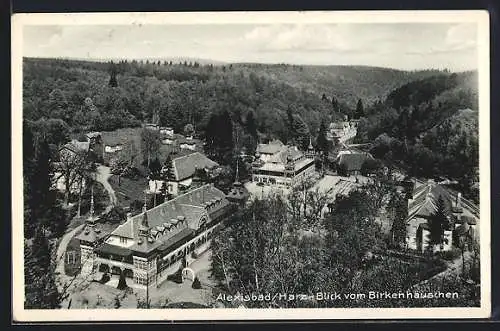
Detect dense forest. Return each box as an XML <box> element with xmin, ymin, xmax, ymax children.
<box><xmin>355</xmin><ymin>72</ymin><xmax>479</xmax><ymax>201</ymax></box>
<box><xmin>22</xmin><ymin>56</ymin><xmax>479</xmax><ymax>201</ymax></box>
<box><xmin>22</xmin><ymin>56</ymin><xmax>480</xmax><ymax>208</ymax></box>
<box><xmin>23</xmin><ymin>57</ymin><xmax>445</xmax><ymax>143</ymax></box>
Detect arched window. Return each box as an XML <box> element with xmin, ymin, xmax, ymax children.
<box><xmin>198</xmin><ymin>216</ymin><xmax>208</xmax><ymax>231</ymax></box>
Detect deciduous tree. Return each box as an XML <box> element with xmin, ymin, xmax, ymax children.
<box><xmin>55</xmin><ymin>148</ymin><xmax>92</xmax><ymax>206</ymax></box>
<box><xmin>140</xmin><ymin>128</ymin><xmax>160</xmax><ymax>168</ymax></box>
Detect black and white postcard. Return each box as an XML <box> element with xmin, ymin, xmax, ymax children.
<box><xmin>11</xmin><ymin>10</ymin><xmax>491</xmax><ymax>321</ymax></box>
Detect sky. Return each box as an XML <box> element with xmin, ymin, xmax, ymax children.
<box><xmin>22</xmin><ymin>23</ymin><xmax>478</xmax><ymax>71</ymax></box>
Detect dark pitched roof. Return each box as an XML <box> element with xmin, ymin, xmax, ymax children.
<box><xmin>95</xmin><ymin>243</ymin><xmax>133</xmax><ymax>257</ymax></box>
<box><xmin>110</xmin><ymin>184</ymin><xmax>230</xmax><ymax>254</ymax></box>
<box><xmin>407</xmin><ymin>182</ymin><xmax>453</xmax><ymax>220</ymax></box>
<box><xmin>157</xmin><ymin>228</ymin><xmax>195</xmax><ymax>252</ymax></box>
<box><xmin>75</xmin><ymin>221</ymin><xmax>109</xmax><ymax>244</ymax></box>
<box><xmin>337</xmin><ymin>153</ymin><xmax>372</xmax><ymax>172</ymax></box>
<box><xmin>172</xmin><ymin>152</ymin><xmax>218</xmax><ymax>181</ymax></box>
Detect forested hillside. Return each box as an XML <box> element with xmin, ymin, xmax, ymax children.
<box><xmin>23</xmin><ymin>57</ymin><xmax>444</xmax><ymax>143</ymax></box>
<box><xmin>356</xmin><ymin>71</ymin><xmax>479</xmax><ymax>201</ymax></box>
<box><xmin>231</xmin><ymin>63</ymin><xmax>444</xmax><ymax>107</ymax></box>
<box><xmin>23</xmin><ymin>57</ymin><xmax>478</xmax><ymax>196</ymax></box>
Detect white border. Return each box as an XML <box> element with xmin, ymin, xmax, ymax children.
<box><xmin>11</xmin><ymin>10</ymin><xmax>491</xmax><ymax>322</ymax></box>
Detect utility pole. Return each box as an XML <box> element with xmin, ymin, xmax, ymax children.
<box><xmin>146</xmin><ymin>271</ymin><xmax>150</xmax><ymax>309</ymax></box>
<box><xmin>153</xmin><ymin>180</ymin><xmax>157</xmax><ymax>207</ymax></box>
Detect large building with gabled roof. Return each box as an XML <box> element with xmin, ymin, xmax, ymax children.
<box><xmin>162</xmin><ymin>152</ymin><xmax>220</xmax><ymax>196</ymax></box>
<box><xmin>251</xmin><ymin>140</ymin><xmax>315</xmax><ymax>187</ymax></box>
<box><xmin>78</xmin><ymin>183</ymin><xmax>235</xmax><ymax>288</ymax></box>
<box><xmin>405</xmin><ymin>180</ymin><xmax>479</xmax><ymax>252</ymax></box>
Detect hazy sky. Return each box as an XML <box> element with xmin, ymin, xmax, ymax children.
<box><xmin>23</xmin><ymin>23</ymin><xmax>478</xmax><ymax>71</ymax></box>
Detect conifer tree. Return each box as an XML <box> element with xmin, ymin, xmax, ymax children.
<box><xmin>428</xmin><ymin>196</ymin><xmax>449</xmax><ymax>250</ymax></box>
<box><xmin>331</xmin><ymin>96</ymin><xmax>340</xmax><ymax>112</ymax></box>
<box><xmin>108</xmin><ymin>61</ymin><xmax>118</xmax><ymax>87</ymax></box>
<box><xmin>161</xmin><ymin>154</ymin><xmax>173</xmax><ymax>181</ymax></box>
<box><xmin>356</xmin><ymin>99</ymin><xmax>364</xmax><ymax>119</ymax></box>
<box><xmin>117</xmin><ymin>270</ymin><xmax>127</xmax><ymax>290</ymax></box>
<box><xmin>245</xmin><ymin>111</ymin><xmax>258</xmax><ymax>140</ymax></box>
<box><xmin>204</xmin><ymin>110</ymin><xmax>233</xmax><ymax>164</ymax></box>
<box><xmin>316</xmin><ymin>120</ymin><xmax>330</xmax><ymax>155</ymax></box>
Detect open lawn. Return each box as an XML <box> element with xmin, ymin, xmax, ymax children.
<box><xmin>244</xmin><ymin>182</ymin><xmax>290</xmax><ymax>199</ymax></box>
<box><xmin>313</xmin><ymin>174</ymin><xmax>367</xmax><ymax>198</ymax></box>
<box><xmin>108</xmin><ymin>175</ymin><xmax>148</xmax><ymax>207</ymax></box>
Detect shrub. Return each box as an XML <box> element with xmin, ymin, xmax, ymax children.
<box><xmin>167</xmin><ymin>268</ymin><xmax>183</xmax><ymax>284</ymax></box>
<box><xmin>114</xmin><ymin>295</ymin><xmax>121</xmax><ymax>309</ymax></box>
<box><xmin>438</xmin><ymin>248</ymin><xmax>461</xmax><ymax>261</ymax></box>
<box><xmin>103</xmin><ymin>206</ymin><xmax>127</xmax><ymax>224</ymax></box>
<box><xmin>117</xmin><ymin>271</ymin><xmax>128</xmax><ymax>290</ymax></box>
<box><xmin>99</xmin><ymin>273</ymin><xmax>110</xmax><ymax>284</ymax></box>
<box><xmin>470</xmin><ymin>262</ymin><xmax>480</xmax><ymax>283</ymax></box>
<box><xmin>192</xmin><ymin>277</ymin><xmax>202</xmax><ymax>289</ymax></box>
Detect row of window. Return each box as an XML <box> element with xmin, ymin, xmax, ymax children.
<box><xmin>134</xmin><ymin>259</ymin><xmax>154</xmax><ymax>270</ymax></box>
<box><xmin>134</xmin><ymin>273</ymin><xmax>155</xmax><ymax>285</ymax></box>
<box><xmin>66</xmin><ymin>251</ymin><xmax>78</xmax><ymax>264</ymax></box>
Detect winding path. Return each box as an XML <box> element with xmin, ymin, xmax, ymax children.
<box><xmin>95</xmin><ymin>165</ymin><xmax>117</xmax><ymax>212</ymax></box>
<box><xmin>54</xmin><ymin>164</ymin><xmax>118</xmax><ymax>301</ymax></box>
<box><xmin>54</xmin><ymin>223</ymin><xmax>86</xmax><ymax>295</ymax></box>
